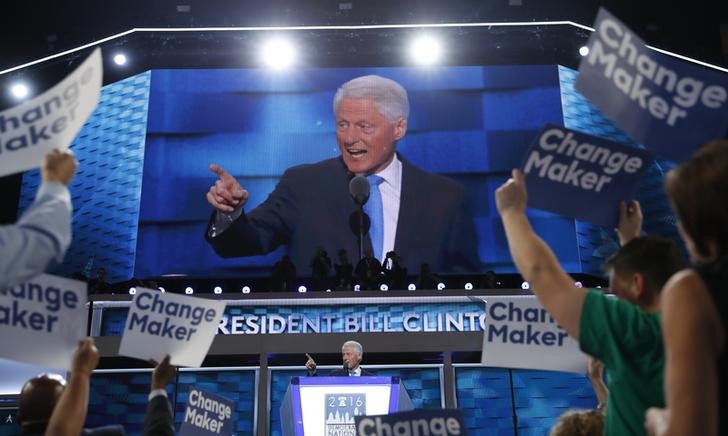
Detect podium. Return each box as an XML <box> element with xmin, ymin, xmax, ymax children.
<box><xmin>281</xmin><ymin>376</ymin><xmax>413</xmax><ymax>436</ymax></box>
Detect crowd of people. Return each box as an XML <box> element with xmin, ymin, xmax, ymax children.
<box><xmin>1</xmin><ymin>71</ymin><xmax>726</xmax><ymax>435</ymax></box>
<box><xmin>496</xmin><ymin>140</ymin><xmax>727</xmax><ymax>435</ymax></box>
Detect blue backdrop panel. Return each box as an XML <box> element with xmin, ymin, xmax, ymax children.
<box><xmin>512</xmin><ymin>369</ymin><xmax>597</xmax><ymax>436</ymax></box>
<box><xmin>269</xmin><ymin>367</ymin><xmax>442</xmax><ymax>436</ymax></box>
<box><xmin>86</xmin><ymin>370</ymin><xmax>171</xmax><ymax>434</ymax></box>
<box><xmin>18</xmin><ymin>72</ymin><xmax>151</xmax><ymax>283</ymax></box>
<box><xmin>175</xmin><ymin>369</ymin><xmax>257</xmax><ymax>435</ymax></box>
<box><xmin>557</xmin><ymin>65</ymin><xmax>683</xmax><ymax>275</ymax></box>
<box><xmin>454</xmin><ymin>366</ymin><xmax>515</xmax><ymax>436</ymax></box>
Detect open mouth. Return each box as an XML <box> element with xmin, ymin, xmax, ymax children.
<box><xmin>346</xmin><ymin>148</ymin><xmax>367</xmax><ymax>157</ymax></box>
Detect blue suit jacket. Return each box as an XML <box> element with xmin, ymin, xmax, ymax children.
<box><xmin>206</xmin><ymin>155</ymin><xmax>479</xmax><ymax>274</ymax></box>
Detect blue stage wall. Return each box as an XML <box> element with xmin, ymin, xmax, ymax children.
<box><xmin>72</xmin><ymin>366</ymin><xmax>596</xmax><ymax>435</ymax></box>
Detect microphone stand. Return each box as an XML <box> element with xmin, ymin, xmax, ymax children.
<box><xmin>358</xmin><ymin>205</ymin><xmax>365</xmax><ymax>262</ymax></box>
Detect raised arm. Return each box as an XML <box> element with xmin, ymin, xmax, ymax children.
<box><xmin>44</xmin><ymin>338</ymin><xmax>99</xmax><ymax>436</ymax></box>
<box><xmin>495</xmin><ymin>169</ymin><xmax>586</xmax><ymax>338</ymax></box>
<box><xmin>0</xmin><ymin>150</ymin><xmax>76</xmax><ymax>289</ymax></box>
<box><xmin>142</xmin><ymin>355</ymin><xmax>176</xmax><ymax>436</ymax></box>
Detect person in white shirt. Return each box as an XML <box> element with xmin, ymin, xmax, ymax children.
<box><xmin>0</xmin><ymin>149</ymin><xmax>76</xmax><ymax>290</ymax></box>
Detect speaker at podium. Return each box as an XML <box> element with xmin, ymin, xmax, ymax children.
<box><xmin>281</xmin><ymin>376</ymin><xmax>414</xmax><ymax>436</ymax></box>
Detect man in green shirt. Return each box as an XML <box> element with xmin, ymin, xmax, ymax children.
<box><xmin>496</xmin><ymin>170</ymin><xmax>684</xmax><ymax>436</ymax></box>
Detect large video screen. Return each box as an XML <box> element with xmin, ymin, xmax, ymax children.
<box><xmin>20</xmin><ymin>64</ymin><xmax>584</xmax><ymax>282</ymax></box>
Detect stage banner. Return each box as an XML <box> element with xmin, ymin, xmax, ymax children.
<box><xmin>521</xmin><ymin>124</ymin><xmax>652</xmax><ymax>227</ymax></box>
<box><xmin>576</xmin><ymin>8</ymin><xmax>728</xmax><ymax>162</ymax></box>
<box><xmin>98</xmin><ymin>298</ymin><xmax>489</xmax><ymax>337</ymax></box>
<box><xmin>0</xmin><ymin>274</ymin><xmax>86</xmax><ymax>370</ymax></box>
<box><xmin>119</xmin><ymin>288</ymin><xmax>225</xmax><ymax>367</ymax></box>
<box><xmin>0</xmin><ymin>48</ymin><xmax>102</xmax><ymax>177</ymax></box>
<box><xmin>481</xmin><ymin>296</ymin><xmax>586</xmax><ymax>373</ymax></box>
<box><xmin>355</xmin><ymin>409</ymin><xmax>467</xmax><ymax>436</ymax></box>
<box><xmin>180</xmin><ymin>388</ymin><xmax>234</xmax><ymax>436</ymax></box>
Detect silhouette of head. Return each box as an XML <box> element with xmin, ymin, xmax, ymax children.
<box><xmin>17</xmin><ymin>374</ymin><xmax>67</xmax><ymax>435</ymax></box>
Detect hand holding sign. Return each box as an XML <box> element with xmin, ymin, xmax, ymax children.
<box><xmin>495</xmin><ymin>169</ymin><xmax>527</xmax><ymax>216</ymax></box>
<box><xmin>42</xmin><ymin>149</ymin><xmax>77</xmax><ymax>186</ymax></box>
<box><xmin>72</xmin><ymin>337</ymin><xmax>100</xmax><ymax>378</ymax></box>
<box><xmin>616</xmin><ymin>200</ymin><xmax>643</xmax><ymax>245</ymax></box>
<box><xmin>150</xmin><ymin>355</ymin><xmax>177</xmax><ymax>390</ymax></box>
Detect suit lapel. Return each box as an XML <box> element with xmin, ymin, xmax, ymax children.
<box><xmin>394</xmin><ymin>158</ymin><xmax>422</xmax><ymax>253</ymax></box>
<box><xmin>324</xmin><ymin>158</ymin><xmax>366</xmax><ymax>259</ymax></box>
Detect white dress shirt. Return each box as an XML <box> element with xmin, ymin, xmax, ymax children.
<box><xmin>372</xmin><ymin>155</ymin><xmax>402</xmax><ymax>262</ymax></box>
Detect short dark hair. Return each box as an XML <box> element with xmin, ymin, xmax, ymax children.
<box><xmin>17</xmin><ymin>374</ymin><xmax>66</xmax><ymax>434</ymax></box>
<box><xmin>604</xmin><ymin>235</ymin><xmax>686</xmax><ymax>295</ymax></box>
<box><xmin>665</xmin><ymin>140</ymin><xmax>728</xmax><ymax>260</ymax></box>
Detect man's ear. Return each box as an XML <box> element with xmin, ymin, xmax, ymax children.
<box><xmin>632</xmin><ymin>272</ymin><xmax>646</xmax><ymax>299</ymax></box>
<box><xmin>393</xmin><ymin>118</ymin><xmax>407</xmax><ymax>140</ymax></box>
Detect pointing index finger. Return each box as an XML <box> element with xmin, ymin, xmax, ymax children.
<box><xmin>209</xmin><ymin>163</ymin><xmax>230</xmax><ymax>180</ymax></box>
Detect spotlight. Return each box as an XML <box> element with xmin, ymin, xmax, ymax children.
<box><xmin>575</xmin><ymin>281</ymin><xmax>584</xmax><ymax>288</ymax></box>
<box><xmin>407</xmin><ymin>283</ymin><xmax>416</xmax><ymax>291</ymax></box>
<box><xmin>10</xmin><ymin>83</ymin><xmax>29</xmax><ymax>100</ymax></box>
<box><xmin>241</xmin><ymin>286</ymin><xmax>251</xmax><ymax>294</ymax></box>
<box><xmin>354</xmin><ymin>284</ymin><xmax>361</xmax><ymax>292</ymax></box>
<box><xmin>298</xmin><ymin>285</ymin><xmax>307</xmax><ymax>293</ymax></box>
<box><xmin>579</xmin><ymin>46</ymin><xmax>590</xmax><ymax>57</ymax></box>
<box><xmin>379</xmin><ymin>284</ymin><xmax>389</xmax><ymax>291</ymax></box>
<box><xmin>261</xmin><ymin>38</ymin><xmax>295</xmax><ymax>69</ymax></box>
<box><xmin>325</xmin><ymin>288</ymin><xmax>332</xmax><ymax>293</ymax></box>
<box><xmin>113</xmin><ymin>53</ymin><xmax>127</xmax><ymax>66</ymax></box>
<box><xmin>128</xmin><ymin>287</ymin><xmax>136</xmax><ymax>295</ymax></box>
<box><xmin>436</xmin><ymin>282</ymin><xmax>445</xmax><ymax>291</ymax></box>
<box><xmin>158</xmin><ymin>286</ymin><xmax>166</xmax><ymax>293</ymax></box>
<box><xmin>464</xmin><ymin>282</ymin><xmax>473</xmax><ymax>290</ymax></box>
<box><xmin>521</xmin><ymin>281</ymin><xmax>530</xmax><ymax>290</ymax></box>
<box><xmin>410</xmin><ymin>36</ymin><xmax>442</xmax><ymax>66</ymax></box>
<box><xmin>185</xmin><ymin>287</ymin><xmax>194</xmax><ymax>295</ymax></box>
<box><xmin>213</xmin><ymin>286</ymin><xmax>223</xmax><ymax>294</ymax></box>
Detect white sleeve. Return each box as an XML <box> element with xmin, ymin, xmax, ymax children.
<box><xmin>0</xmin><ymin>181</ymin><xmax>72</xmax><ymax>289</ymax></box>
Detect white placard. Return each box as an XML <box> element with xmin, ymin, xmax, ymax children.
<box><xmin>0</xmin><ymin>274</ymin><xmax>87</xmax><ymax>371</ymax></box>
<box><xmin>301</xmin><ymin>384</ymin><xmax>391</xmax><ymax>436</ymax></box>
<box><xmin>481</xmin><ymin>296</ymin><xmax>586</xmax><ymax>373</ymax></box>
<box><xmin>119</xmin><ymin>288</ymin><xmax>226</xmax><ymax>367</ymax></box>
<box><xmin>0</xmin><ymin>48</ymin><xmax>102</xmax><ymax>177</ymax></box>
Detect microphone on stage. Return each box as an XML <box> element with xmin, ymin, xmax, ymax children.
<box><xmin>343</xmin><ymin>361</ymin><xmax>350</xmax><ymax>374</ymax></box>
<box><xmin>349</xmin><ymin>174</ymin><xmax>370</xmax><ymax>206</ymax></box>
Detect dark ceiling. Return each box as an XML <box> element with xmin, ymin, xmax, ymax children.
<box><xmin>2</xmin><ymin>0</ymin><xmax>726</xmax><ymax>72</ymax></box>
